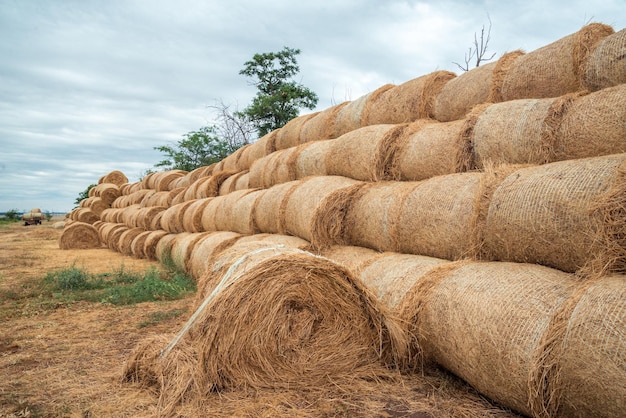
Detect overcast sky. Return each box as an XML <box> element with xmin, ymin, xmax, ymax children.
<box><xmin>1</xmin><ymin>0</ymin><xmax>624</xmax><ymax>213</ymax></box>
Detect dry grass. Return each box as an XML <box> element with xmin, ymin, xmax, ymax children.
<box><xmin>0</xmin><ymin>221</ymin><xmax>521</xmax><ymax>417</ymax></box>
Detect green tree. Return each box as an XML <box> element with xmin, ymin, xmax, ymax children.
<box><xmin>154</xmin><ymin>126</ymin><xmax>233</xmax><ymax>172</ymax></box>
<box><xmin>75</xmin><ymin>184</ymin><xmax>96</xmax><ymax>206</ymax></box>
<box><xmin>239</xmin><ymin>47</ymin><xmax>318</xmax><ymax>136</ymax></box>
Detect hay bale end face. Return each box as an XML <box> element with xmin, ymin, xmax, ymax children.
<box><xmin>59</xmin><ymin>221</ymin><xmax>102</xmax><ymax>249</ymax></box>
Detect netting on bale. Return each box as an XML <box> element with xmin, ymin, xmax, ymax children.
<box><xmin>123</xmin><ymin>242</ymin><xmax>407</xmax><ymax>414</ymax></box>
<box><xmin>251</xmin><ymin>180</ymin><xmax>301</xmax><ymax>235</ymax></box>
<box><xmin>318</xmin><ymin>245</ymin><xmax>383</xmax><ymax>274</ymax></box>
<box><xmin>274</xmin><ymin>112</ymin><xmax>318</xmax><ymax>150</ymax></box>
<box><xmin>187</xmin><ymin>231</ymin><xmax>242</xmax><ymax>281</ymax></box>
<box><xmin>397</xmin><ymin>261</ymin><xmax>576</xmax><ymax>417</ymax></box>
<box><xmin>582</xmin><ymin>27</ymin><xmax>626</xmax><ymax>91</ymax></box>
<box><xmin>213</xmin><ymin>189</ymin><xmax>263</xmax><ymax>235</ymax></box>
<box><xmin>482</xmin><ymin>153</ymin><xmax>626</xmax><ymax>275</ymax></box>
<box><xmin>59</xmin><ymin>221</ymin><xmax>102</xmax><ymax>249</ymax></box>
<box><xmin>333</xmin><ymin>92</ymin><xmax>371</xmax><ymax>137</ymax></box>
<box><xmin>299</xmin><ymin>103</ymin><xmax>348</xmax><ymax>144</ymax></box>
<box><xmin>555</xmin><ymin>84</ymin><xmax>626</xmax><ymax>161</ymax></box>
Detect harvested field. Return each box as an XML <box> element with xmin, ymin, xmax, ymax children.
<box><xmin>0</xmin><ymin>220</ymin><xmax>521</xmax><ymax>417</ymax></box>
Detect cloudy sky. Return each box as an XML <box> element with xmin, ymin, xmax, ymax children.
<box><xmin>1</xmin><ymin>0</ymin><xmax>624</xmax><ymax>213</ymax></box>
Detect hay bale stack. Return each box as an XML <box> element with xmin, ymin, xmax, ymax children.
<box><xmin>501</xmin><ymin>23</ymin><xmax>614</xmax><ymax>100</ymax></box>
<box><xmin>299</xmin><ymin>103</ymin><xmax>348</xmax><ymax>144</ymax></box>
<box><xmin>536</xmin><ymin>275</ymin><xmax>626</xmax><ymax>418</ymax></box>
<box><xmin>142</xmin><ymin>230</ymin><xmax>170</xmax><ymax>261</ymax></box>
<box><xmin>91</xmin><ymin>183</ymin><xmax>121</xmax><ymax>206</ymax></box>
<box><xmin>59</xmin><ymin>221</ymin><xmax>102</xmax><ymax>249</ymax></box>
<box><xmin>582</xmin><ymin>28</ymin><xmax>626</xmax><ymax>91</ymax></box>
<box><xmin>187</xmin><ymin>231</ymin><xmax>242</xmax><ymax>280</ymax></box>
<box><xmin>483</xmin><ymin>154</ymin><xmax>626</xmax><ymax>274</ymax></box>
<box><xmin>471</xmin><ymin>94</ymin><xmax>579</xmax><ymax>168</ymax></box>
<box><xmin>363</xmin><ymin>71</ymin><xmax>456</xmax><ymax>125</ymax></box>
<box><xmin>99</xmin><ymin>170</ymin><xmax>128</xmax><ymax>186</ymax></box>
<box><xmin>281</xmin><ymin>176</ymin><xmax>361</xmax><ymax>245</ymax></box>
<box><xmin>390</xmin><ymin>119</ymin><xmax>466</xmax><ymax>181</ymax></box>
<box><xmin>169</xmin><ymin>243</ymin><xmax>403</xmax><ymax>390</ymax></box>
<box><xmin>325</xmin><ymin>124</ymin><xmax>407</xmax><ymax>181</ymax></box>
<box><xmin>181</xmin><ymin>198</ymin><xmax>213</xmax><ymax>233</ymax></box>
<box><xmin>555</xmin><ymin>84</ymin><xmax>626</xmax><ymax>161</ymax></box>
<box><xmin>398</xmin><ymin>261</ymin><xmax>576</xmax><ymax>417</ymax></box>
<box><xmin>274</xmin><ymin>113</ymin><xmax>318</xmax><ymax>150</ymax></box>
<box><xmin>252</xmin><ymin>180</ymin><xmax>301</xmax><ymax>234</ymax></box>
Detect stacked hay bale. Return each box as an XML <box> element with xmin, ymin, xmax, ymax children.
<box><xmin>64</xmin><ymin>21</ymin><xmax>625</xmax><ymax>418</ymax></box>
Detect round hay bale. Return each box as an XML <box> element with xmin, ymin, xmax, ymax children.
<box><xmin>119</xmin><ymin>204</ymin><xmax>142</xmax><ymax>227</ymax></box>
<box><xmin>52</xmin><ymin>221</ymin><xmax>66</xmax><ymax>230</ymax></box>
<box><xmin>391</xmin><ymin>119</ymin><xmax>466</xmax><ymax>181</ymax></box>
<box><xmin>394</xmin><ymin>172</ymin><xmax>484</xmax><ymax>260</ymax></box>
<box><xmin>363</xmin><ymin>71</ymin><xmax>456</xmax><ymax>125</ymax></box>
<box><xmin>281</xmin><ymin>176</ymin><xmax>361</xmax><ymax>245</ymax></box>
<box><xmin>275</xmin><ymin>112</ymin><xmax>318</xmax><ymax>150</ymax></box>
<box><xmin>161</xmin><ymin>201</ymin><xmax>196</xmax><ymax>234</ymax></box>
<box><xmin>182</xmin><ymin>177</ymin><xmax>208</xmax><ymax>202</ymax></box>
<box><xmin>582</xmin><ymin>27</ymin><xmax>626</xmax><ymax>91</ymax></box>
<box><xmin>252</xmin><ymin>180</ymin><xmax>301</xmax><ymax>234</ymax></box>
<box><xmin>359</xmin><ymin>253</ymin><xmax>447</xmax><ymax>309</ymax></box>
<box><xmin>188</xmin><ymin>164</ymin><xmax>214</xmax><ymax>183</ymax></box>
<box><xmin>140</xmin><ymin>191</ymin><xmax>172</xmax><ymax>208</ymax></box>
<box><xmin>130</xmin><ymin>230</ymin><xmax>153</xmax><ymax>259</ymax></box>
<box><xmin>118</xmin><ymin>227</ymin><xmax>146</xmax><ymax>256</ymax></box>
<box><xmin>299</xmin><ymin>103</ymin><xmax>348</xmax><ymax>144</ymax></box>
<box><xmin>433</xmin><ymin>62</ymin><xmax>496</xmax><ymax>122</ymax></box>
<box><xmin>218</xmin><ymin>170</ymin><xmax>249</xmax><ymax>196</ymax></box>
<box><xmin>155</xmin><ymin>233</ymin><xmax>178</xmax><ymax>263</ymax></box>
<box><xmin>183</xmin><ymin>242</ymin><xmax>406</xmax><ymax>390</ymax></box>
<box><xmin>92</xmin><ymin>183</ymin><xmax>121</xmax><ymax>206</ymax></box>
<box><xmin>556</xmin><ymin>84</ymin><xmax>626</xmax><ymax>161</ymax></box>
<box><xmin>99</xmin><ymin>208</ymin><xmax>117</xmax><ymax>223</ymax></box>
<box><xmin>333</xmin><ymin>93</ymin><xmax>371</xmax><ymax>137</ymax></box>
<box><xmin>74</xmin><ymin>207</ymin><xmax>100</xmax><ymax>224</ymax></box>
<box><xmin>107</xmin><ymin>225</ymin><xmax>129</xmax><ymax>253</ymax></box>
<box><xmin>290</xmin><ymin>140</ymin><xmax>333</xmax><ymax>180</ymax></box>
<box><xmin>156</xmin><ymin>170</ymin><xmax>187</xmax><ymax>191</ymax></box>
<box><xmin>97</xmin><ymin>222</ymin><xmax>126</xmax><ymax>247</ymax></box>
<box><xmin>134</xmin><ymin>206</ymin><xmax>167</xmax><ymax>231</ymax></box>
<box><xmin>169</xmin><ymin>232</ymin><xmax>210</xmax><ymax>273</ymax></box>
<box><xmin>251</xmin><ymin>148</ymin><xmax>297</xmax><ymax>189</ymax></box>
<box><xmin>100</xmin><ymin>170</ymin><xmax>128</xmax><ymax>186</ymax></box>
<box><xmin>59</xmin><ymin>221</ymin><xmax>102</xmax><ymax>249</ymax></box>
<box><xmin>149</xmin><ymin>211</ymin><xmax>164</xmax><ymax>231</ymax></box>
<box><xmin>501</xmin><ymin>23</ymin><xmax>614</xmax><ymax>100</ymax></box>
<box><xmin>212</xmin><ymin>189</ymin><xmax>259</xmax><ymax>234</ymax></box>
<box><xmin>535</xmin><ymin>275</ymin><xmax>626</xmax><ymax>418</ymax></box>
<box><xmin>471</xmin><ymin>95</ymin><xmax>579</xmax><ymax>168</ymax></box>
<box><xmin>325</xmin><ymin>124</ymin><xmax>406</xmax><ymax>181</ymax></box>
<box><xmin>399</xmin><ymin>261</ymin><xmax>575</xmax><ymax>417</ymax></box>
<box><xmin>200</xmin><ymin>170</ymin><xmax>240</xmax><ymax>198</ymax></box>
<box><xmin>80</xmin><ymin>196</ymin><xmax>109</xmax><ymax>217</ymax></box>
<box><xmin>483</xmin><ymin>154</ymin><xmax>626</xmax><ymax>274</ymax></box>
<box><xmin>237</xmin><ymin>133</ymin><xmax>274</xmax><ymax>170</ymax></box>
<box><xmin>199</xmin><ymin>197</ymin><xmax>222</xmax><ymax>232</ymax></box>
<box><xmin>181</xmin><ymin>198</ymin><xmax>214</xmax><ymax>233</ymax></box>
<box><xmin>142</xmin><ymin>230</ymin><xmax>170</xmax><ymax>261</ymax></box>
<box><xmin>220</xmin><ymin>146</ymin><xmax>247</xmax><ymax>172</ymax></box>
<box><xmin>487</xmin><ymin>50</ymin><xmax>526</xmax><ymax>103</ymax></box>
<box><xmin>233</xmin><ymin>171</ymin><xmax>250</xmax><ymax>191</ymax></box>
<box><xmin>187</xmin><ymin>231</ymin><xmax>242</xmax><ymax>280</ymax></box>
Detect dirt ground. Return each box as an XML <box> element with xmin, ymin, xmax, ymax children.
<box><xmin>0</xmin><ymin>219</ymin><xmax>523</xmax><ymax>417</ymax></box>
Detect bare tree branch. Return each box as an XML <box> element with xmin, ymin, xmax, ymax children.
<box><xmin>453</xmin><ymin>15</ymin><xmax>497</xmax><ymax>72</ymax></box>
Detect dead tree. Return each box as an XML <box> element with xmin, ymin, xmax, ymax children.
<box><xmin>453</xmin><ymin>16</ymin><xmax>497</xmax><ymax>72</ymax></box>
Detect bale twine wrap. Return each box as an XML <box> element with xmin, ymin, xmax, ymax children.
<box><xmin>390</xmin><ymin>119</ymin><xmax>466</xmax><ymax>181</ymax></box>
<box><xmin>218</xmin><ymin>170</ymin><xmax>249</xmax><ymax>196</ymax></box>
<box><xmin>118</xmin><ymin>227</ymin><xmax>146</xmax><ymax>256</ymax></box>
<box><xmin>213</xmin><ymin>189</ymin><xmax>263</xmax><ymax>235</ymax></box>
<box><xmin>363</xmin><ymin>71</ymin><xmax>456</xmax><ymax>125</ymax></box>
<box><xmin>529</xmin><ymin>275</ymin><xmax>626</xmax><ymax>418</ymax></box>
<box><xmin>99</xmin><ymin>170</ymin><xmax>128</xmax><ymax>186</ymax></box>
<box><xmin>161</xmin><ymin>200</ymin><xmax>197</xmax><ymax>234</ymax></box>
<box><xmin>235</xmin><ymin>233</ymin><xmax>310</xmax><ymax>250</ymax></box>
<box><xmin>252</xmin><ymin>180</ymin><xmax>301</xmax><ymax>234</ymax></box>
<box><xmin>433</xmin><ymin>61</ymin><xmax>496</xmax><ymax>122</ymax></box>
<box><xmin>169</xmin><ymin>232</ymin><xmax>211</xmax><ymax>273</ymax></box>
<box><xmin>556</xmin><ymin>84</ymin><xmax>626</xmax><ymax>161</ymax></box>
<box><xmin>187</xmin><ymin>231</ymin><xmax>242</xmax><ymax>281</ymax></box>
<box><xmin>487</xmin><ymin>50</ymin><xmax>526</xmax><ymax>103</ymax></box>
<box><xmin>299</xmin><ymin>103</ymin><xmax>348</xmax><ymax>144</ymax></box>
<box><xmin>274</xmin><ymin>112</ymin><xmax>318</xmax><ymax>150</ymax></box>
<box><xmin>398</xmin><ymin>261</ymin><xmax>576</xmax><ymax>417</ymax></box>
<box><xmin>142</xmin><ymin>230</ymin><xmax>170</xmax><ymax>261</ymax></box>
<box><xmin>181</xmin><ymin>198</ymin><xmax>213</xmax><ymax>233</ymax></box>
<box><xmin>280</xmin><ymin>176</ymin><xmax>361</xmax><ymax>246</ymax></box>
<box><xmin>483</xmin><ymin>154</ymin><xmax>626</xmax><ymax>274</ymax></box>
<box><xmin>130</xmin><ymin>230</ymin><xmax>154</xmax><ymax>259</ymax></box>
<box><xmin>501</xmin><ymin>23</ymin><xmax>614</xmax><ymax>100</ymax></box>
<box><xmin>59</xmin><ymin>221</ymin><xmax>102</xmax><ymax>249</ymax></box>
<box><xmin>324</xmin><ymin>124</ymin><xmax>408</xmax><ymax>181</ymax></box>
<box><xmin>582</xmin><ymin>27</ymin><xmax>626</xmax><ymax>91</ymax></box>
<box><xmin>318</xmin><ymin>245</ymin><xmax>383</xmax><ymax>274</ymax></box>
<box><xmin>471</xmin><ymin>93</ymin><xmax>580</xmax><ymax>168</ymax></box>
<box><xmin>92</xmin><ymin>183</ymin><xmax>121</xmax><ymax>206</ymax></box>
<box><xmin>150</xmin><ymin>242</ymin><xmax>408</xmax><ymax>392</ymax></box>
